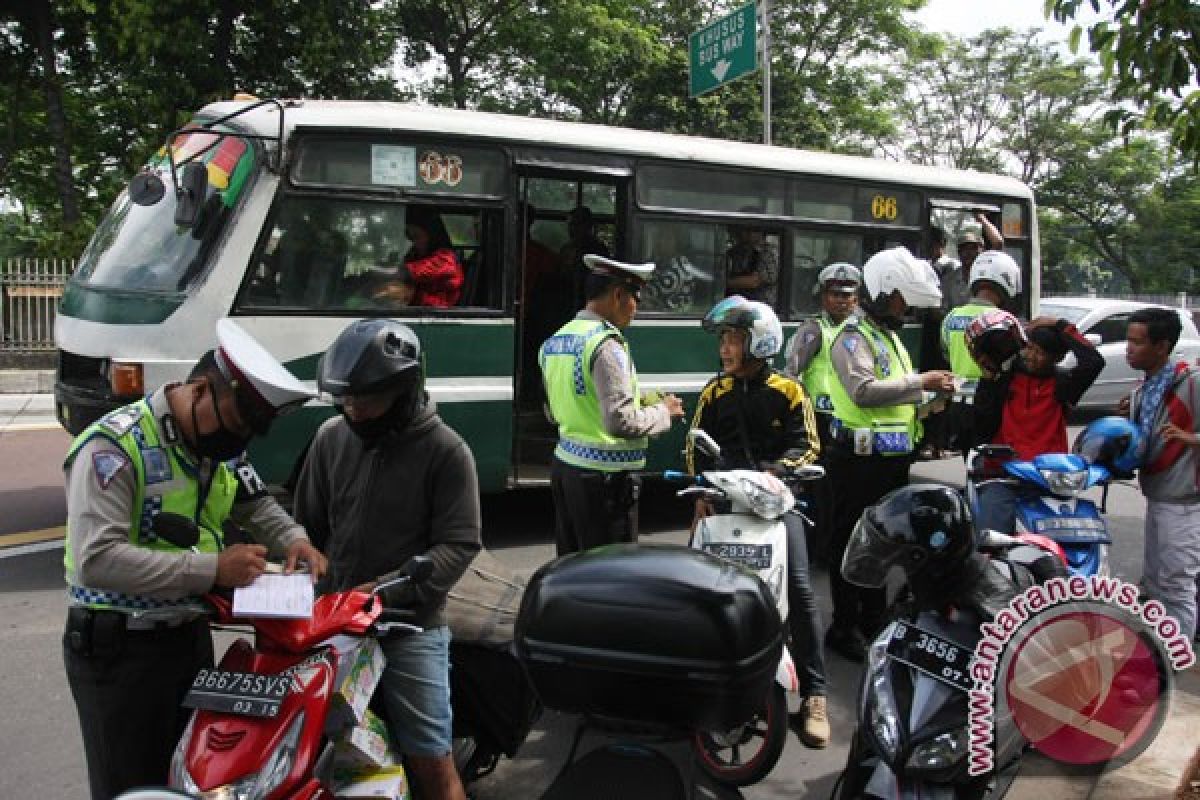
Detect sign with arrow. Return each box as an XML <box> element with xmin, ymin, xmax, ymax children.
<box><xmin>688</xmin><ymin>3</ymin><xmax>758</xmax><ymax>97</ymax></box>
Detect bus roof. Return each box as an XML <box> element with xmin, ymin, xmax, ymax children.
<box><xmin>200</xmin><ymin>98</ymin><xmax>1033</xmax><ymax>200</ymax></box>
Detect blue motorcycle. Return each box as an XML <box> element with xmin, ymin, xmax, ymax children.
<box><xmin>966</xmin><ymin>416</ymin><xmax>1142</xmax><ymax>579</ymax></box>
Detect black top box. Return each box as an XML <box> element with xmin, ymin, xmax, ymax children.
<box><xmin>515</xmin><ymin>544</ymin><xmax>783</xmax><ymax>731</ymax></box>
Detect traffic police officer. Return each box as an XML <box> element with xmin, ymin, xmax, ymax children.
<box><xmin>824</xmin><ymin>247</ymin><xmax>954</xmax><ymax>661</ymax></box>
<box><xmin>540</xmin><ymin>254</ymin><xmax>685</xmax><ymax>555</ymax></box>
<box><xmin>783</xmin><ymin>262</ymin><xmax>861</xmax><ymax>564</ymax></box>
<box><xmin>940</xmin><ymin>250</ymin><xmax>1022</xmax><ymax>453</ymax></box>
<box><xmin>62</xmin><ymin>319</ymin><xmax>328</xmax><ymax>799</ymax></box>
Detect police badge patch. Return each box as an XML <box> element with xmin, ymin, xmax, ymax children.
<box><xmin>92</xmin><ymin>450</ymin><xmax>130</xmax><ymax>489</ymax></box>
<box><xmin>843</xmin><ymin>337</ymin><xmax>859</xmax><ymax>353</ymax></box>
<box><xmin>141</xmin><ymin>447</ymin><xmax>174</xmax><ymax>484</ymax></box>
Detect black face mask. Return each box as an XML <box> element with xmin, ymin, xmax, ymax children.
<box><xmin>190</xmin><ymin>380</ymin><xmax>251</xmax><ymax>461</ymax></box>
<box><xmin>341</xmin><ymin>387</ymin><xmax>424</xmax><ymax>449</ymax></box>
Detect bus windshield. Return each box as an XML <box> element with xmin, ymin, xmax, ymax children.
<box><xmin>73</xmin><ymin>129</ymin><xmax>259</xmax><ymax>293</ymax></box>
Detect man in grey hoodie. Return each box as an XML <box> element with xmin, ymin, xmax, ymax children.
<box><xmin>294</xmin><ymin>319</ymin><xmax>481</xmax><ymax>800</ymax></box>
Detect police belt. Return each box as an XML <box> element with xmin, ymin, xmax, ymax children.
<box><xmin>828</xmin><ymin>418</ymin><xmax>915</xmax><ymax>456</ymax></box>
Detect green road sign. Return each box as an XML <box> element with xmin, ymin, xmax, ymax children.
<box><xmin>688</xmin><ymin>3</ymin><xmax>758</xmax><ymax>97</ymax></box>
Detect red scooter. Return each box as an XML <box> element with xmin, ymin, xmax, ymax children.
<box><xmin>122</xmin><ymin>513</ymin><xmax>436</xmax><ymax>800</ymax></box>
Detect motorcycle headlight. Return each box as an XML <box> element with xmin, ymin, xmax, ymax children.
<box><xmin>170</xmin><ymin>712</ymin><xmax>306</xmax><ymax>800</ymax></box>
<box><xmin>906</xmin><ymin>729</ymin><xmax>969</xmax><ymax>771</ymax></box>
<box><xmin>864</xmin><ymin>624</ymin><xmax>902</xmax><ymax>762</ymax></box>
<box><xmin>1040</xmin><ymin>468</ymin><xmax>1088</xmax><ymax>496</ymax></box>
<box><xmin>739</xmin><ymin>476</ymin><xmax>788</xmax><ymax>519</ymax></box>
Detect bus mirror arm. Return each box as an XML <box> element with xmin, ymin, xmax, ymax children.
<box><xmin>174</xmin><ymin>161</ymin><xmax>208</xmax><ymax>228</ymax></box>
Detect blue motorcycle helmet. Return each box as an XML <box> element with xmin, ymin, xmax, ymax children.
<box><xmin>1072</xmin><ymin>416</ymin><xmax>1141</xmax><ymax>479</ymax></box>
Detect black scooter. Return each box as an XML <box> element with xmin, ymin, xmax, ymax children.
<box><xmin>835</xmin><ymin>530</ymin><xmax>1067</xmax><ymax>800</ymax></box>
<box><xmin>515</xmin><ymin>543</ymin><xmax>785</xmax><ymax>799</ymax></box>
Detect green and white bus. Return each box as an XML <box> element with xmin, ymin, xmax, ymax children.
<box><xmin>54</xmin><ymin>97</ymin><xmax>1038</xmax><ymax>491</ymax></box>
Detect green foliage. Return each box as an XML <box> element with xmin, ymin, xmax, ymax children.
<box><xmin>1</xmin><ymin>1</ymin><xmax>404</xmax><ymax>255</ymax></box>
<box><xmin>1047</xmin><ymin>0</ymin><xmax>1200</xmax><ymax>161</ymax></box>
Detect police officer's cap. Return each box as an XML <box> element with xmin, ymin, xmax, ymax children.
<box><xmin>815</xmin><ymin>262</ymin><xmax>862</xmax><ymax>295</ymax></box>
<box><xmin>210</xmin><ymin>319</ymin><xmax>314</xmax><ymax>433</ymax></box>
<box><xmin>583</xmin><ymin>254</ymin><xmax>656</xmax><ymax>287</ymax></box>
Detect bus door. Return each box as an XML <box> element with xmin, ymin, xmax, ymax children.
<box><xmin>512</xmin><ymin>168</ymin><xmax>629</xmax><ymax>483</ymax></box>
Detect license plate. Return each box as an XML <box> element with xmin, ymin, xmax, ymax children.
<box><xmin>702</xmin><ymin>542</ymin><xmax>773</xmax><ymax>570</ymax></box>
<box><xmin>1034</xmin><ymin>517</ymin><xmax>1109</xmax><ymax>541</ymax></box>
<box><xmin>886</xmin><ymin>622</ymin><xmax>973</xmax><ymax>692</ymax></box>
<box><xmin>183</xmin><ymin>668</ymin><xmax>292</xmax><ymax>718</ymax></box>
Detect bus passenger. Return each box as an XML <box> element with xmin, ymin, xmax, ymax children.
<box><xmin>724</xmin><ymin>218</ymin><xmax>779</xmax><ymax>305</ymax></box>
<box><xmin>539</xmin><ymin>255</ymin><xmax>685</xmax><ymax>556</ymax></box>
<box><xmin>389</xmin><ymin>206</ymin><xmax>464</xmax><ymax>308</ymax></box>
<box><xmin>295</xmin><ymin>319</ymin><xmax>481</xmax><ymax>800</ymax></box>
<box><xmin>558</xmin><ymin>205</ymin><xmax>610</xmax><ymax>305</ymax></box>
<box><xmin>940</xmin><ymin>212</ymin><xmax>1003</xmax><ymax>309</ymax></box>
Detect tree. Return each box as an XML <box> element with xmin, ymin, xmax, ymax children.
<box><xmin>1047</xmin><ymin>0</ymin><xmax>1200</xmax><ymax>161</ymax></box>
<box><xmin>1036</xmin><ymin>123</ymin><xmax>1199</xmax><ymax>293</ymax></box>
<box><xmin>875</xmin><ymin>29</ymin><xmax>1100</xmax><ymax>178</ymax></box>
<box><xmin>0</xmin><ymin>1</ymin><xmax>405</xmax><ymax>254</ymax></box>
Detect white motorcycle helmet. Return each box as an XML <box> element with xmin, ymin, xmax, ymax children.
<box><xmin>702</xmin><ymin>295</ymin><xmax>784</xmax><ymax>359</ymax></box>
<box><xmin>861</xmin><ymin>246</ymin><xmax>943</xmax><ymax>310</ymax></box>
<box><xmin>968</xmin><ymin>250</ymin><xmax>1022</xmax><ymax>302</ymax></box>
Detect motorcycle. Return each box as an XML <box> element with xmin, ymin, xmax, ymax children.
<box><xmin>119</xmin><ymin>512</ymin><xmax>502</xmax><ymax>800</ymax></box>
<box><xmin>966</xmin><ymin>443</ymin><xmax>1113</xmax><ymax>577</ymax></box>
<box><xmin>835</xmin><ymin>511</ymin><xmax>1068</xmax><ymax>800</ymax></box>
<box><xmin>664</xmin><ymin>428</ymin><xmax>825</xmax><ymax>787</ymax></box>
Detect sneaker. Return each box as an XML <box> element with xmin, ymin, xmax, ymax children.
<box><xmin>825</xmin><ymin>626</ymin><xmax>867</xmax><ymax>662</ymax></box>
<box><xmin>792</xmin><ymin>695</ymin><xmax>830</xmax><ymax>749</ymax></box>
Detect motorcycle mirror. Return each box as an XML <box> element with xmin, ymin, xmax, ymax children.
<box><xmin>688</xmin><ymin>428</ymin><xmax>722</xmax><ymax>459</ymax></box>
<box><xmin>151</xmin><ymin>512</ymin><xmax>200</xmax><ymax>549</ymax></box>
<box><xmin>977</xmin><ymin>529</ymin><xmax>1018</xmax><ymax>551</ymax></box>
<box><xmin>128</xmin><ymin>171</ymin><xmax>166</xmax><ymax>206</ymax></box>
<box><xmin>174</xmin><ymin>161</ymin><xmax>209</xmax><ymax>228</ymax></box>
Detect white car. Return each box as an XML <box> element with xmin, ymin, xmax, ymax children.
<box><xmin>1038</xmin><ymin>297</ymin><xmax>1200</xmax><ymax>411</ymax></box>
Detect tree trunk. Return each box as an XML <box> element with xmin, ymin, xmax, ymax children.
<box><xmin>26</xmin><ymin>2</ymin><xmax>80</xmax><ymax>225</ymax></box>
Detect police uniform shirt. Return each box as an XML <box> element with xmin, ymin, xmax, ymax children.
<box><xmin>784</xmin><ymin>315</ymin><xmax>829</xmax><ymax>378</ymax></box>
<box><xmin>830</xmin><ymin>312</ymin><xmax>924</xmax><ymax>408</ymax></box>
<box><xmin>565</xmin><ymin>310</ymin><xmax>673</xmax><ymax>439</ymax></box>
<box><xmin>65</xmin><ymin>386</ymin><xmax>308</xmax><ymax>601</ymax></box>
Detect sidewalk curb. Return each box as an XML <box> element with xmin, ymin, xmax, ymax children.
<box><xmin>0</xmin><ymin>370</ymin><xmax>55</xmax><ymax>394</ymax></box>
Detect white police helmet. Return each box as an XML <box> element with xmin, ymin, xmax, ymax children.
<box><xmin>968</xmin><ymin>250</ymin><xmax>1022</xmax><ymax>301</ymax></box>
<box><xmin>862</xmin><ymin>246</ymin><xmax>942</xmax><ymax>309</ymax></box>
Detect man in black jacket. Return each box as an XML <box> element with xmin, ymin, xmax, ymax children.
<box><xmin>686</xmin><ymin>296</ymin><xmax>830</xmax><ymax>748</ymax></box>
<box><xmin>294</xmin><ymin>319</ymin><xmax>481</xmax><ymax>800</ymax></box>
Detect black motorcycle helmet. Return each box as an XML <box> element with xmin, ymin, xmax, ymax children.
<box><xmin>842</xmin><ymin>484</ymin><xmax>974</xmax><ymax>590</ymax></box>
<box><xmin>318</xmin><ymin>319</ymin><xmax>425</xmax><ymax>443</ymax></box>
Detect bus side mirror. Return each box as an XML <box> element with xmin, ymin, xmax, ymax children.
<box><xmin>174</xmin><ymin>161</ymin><xmax>209</xmax><ymax>228</ymax></box>
<box><xmin>129</xmin><ymin>170</ymin><xmax>166</xmax><ymax>206</ymax></box>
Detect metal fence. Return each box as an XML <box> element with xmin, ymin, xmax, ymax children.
<box><xmin>0</xmin><ymin>258</ymin><xmax>74</xmax><ymax>352</ymax></box>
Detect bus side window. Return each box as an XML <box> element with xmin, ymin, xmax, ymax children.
<box><xmin>788</xmin><ymin>231</ymin><xmax>863</xmax><ymax>317</ymax></box>
<box><xmin>637</xmin><ymin>219</ymin><xmax>721</xmax><ymax>314</ymax></box>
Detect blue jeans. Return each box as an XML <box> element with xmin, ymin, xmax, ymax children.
<box><xmin>378</xmin><ymin>625</ymin><xmax>453</xmax><ymax>757</ymax></box>
<box><xmin>785</xmin><ymin>513</ymin><xmax>827</xmax><ymax>696</ymax></box>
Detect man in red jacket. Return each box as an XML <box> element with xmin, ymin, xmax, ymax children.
<box><xmin>972</xmin><ymin>316</ymin><xmax>1104</xmax><ymax>532</ymax></box>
